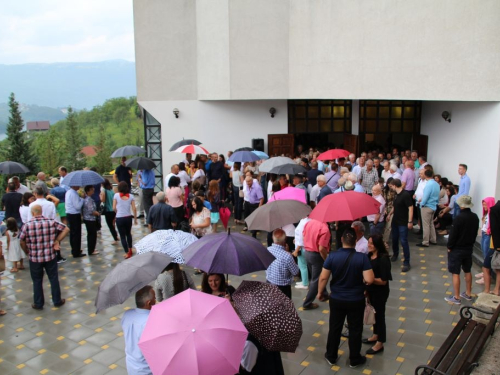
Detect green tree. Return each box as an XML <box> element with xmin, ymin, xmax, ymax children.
<box><xmin>64</xmin><ymin>106</ymin><xmax>85</xmax><ymax>171</ymax></box>
<box><xmin>93</xmin><ymin>122</ymin><xmax>113</xmax><ymax>174</ymax></box>
<box><xmin>35</xmin><ymin>126</ymin><xmax>66</xmax><ymax>175</ymax></box>
<box><xmin>5</xmin><ymin>93</ymin><xmax>37</xmax><ymax>172</ymax></box>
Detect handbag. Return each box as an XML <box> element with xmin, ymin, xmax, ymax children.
<box><xmin>364</xmin><ymin>298</ymin><xmax>376</xmax><ymax>325</ymax></box>
<box><xmin>491</xmin><ymin>250</ymin><xmax>500</xmax><ymax>270</ymax></box>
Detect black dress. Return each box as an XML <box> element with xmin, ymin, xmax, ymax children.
<box><xmin>238</xmin><ymin>334</ymin><xmax>284</xmax><ymax>375</ymax></box>
<box><xmin>366</xmin><ymin>255</ymin><xmax>392</xmax><ymax>343</ymax></box>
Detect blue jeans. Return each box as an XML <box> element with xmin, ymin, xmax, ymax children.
<box><xmin>369</xmin><ymin>221</ymin><xmax>385</xmax><ymax>236</ymax></box>
<box><xmin>481</xmin><ymin>232</ymin><xmax>491</xmax><ymax>260</ymax></box>
<box><xmin>30</xmin><ymin>258</ymin><xmax>62</xmax><ymax>308</ymax></box>
<box><xmin>391</xmin><ymin>223</ymin><xmax>411</xmax><ymax>266</ymax></box>
<box><xmin>453</xmin><ymin>202</ymin><xmax>460</xmax><ymax>218</ymax></box>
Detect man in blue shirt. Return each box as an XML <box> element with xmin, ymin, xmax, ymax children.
<box><xmin>121</xmin><ymin>285</ymin><xmax>155</xmax><ymax>375</ymax></box>
<box><xmin>266</xmin><ymin>229</ymin><xmax>300</xmax><ymax>299</ymax></box>
<box><xmin>417</xmin><ymin>169</ymin><xmax>440</xmax><ymax>247</ymax></box>
<box><xmin>454</xmin><ymin>164</ymin><xmax>471</xmax><ymax>217</ymax></box>
<box><xmin>316</xmin><ymin>175</ymin><xmax>332</xmax><ymax>203</ymax></box>
<box><xmin>139</xmin><ymin>168</ymin><xmax>156</xmax><ymax>220</ymax></box>
<box><xmin>318</xmin><ymin>228</ymin><xmax>374</xmax><ymax>368</ymax></box>
<box><xmin>65</xmin><ymin>186</ymin><xmax>85</xmax><ymax>258</ymax></box>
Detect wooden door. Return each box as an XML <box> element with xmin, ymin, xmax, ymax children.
<box><xmin>412</xmin><ymin>134</ymin><xmax>428</xmax><ymax>157</ymax></box>
<box><xmin>268</xmin><ymin>134</ymin><xmax>295</xmax><ymax>157</ymax></box>
<box><xmin>343</xmin><ymin>133</ymin><xmax>359</xmax><ymax>156</ymax></box>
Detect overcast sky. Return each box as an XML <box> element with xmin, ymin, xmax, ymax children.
<box><xmin>0</xmin><ymin>0</ymin><xmax>135</xmax><ymax>64</ymax></box>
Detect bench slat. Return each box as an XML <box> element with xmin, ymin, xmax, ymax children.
<box><xmin>423</xmin><ymin>318</ymin><xmax>469</xmax><ymax>374</ymax></box>
<box><xmin>449</xmin><ymin>323</ymin><xmax>485</xmax><ymax>375</ymax></box>
<box><xmin>435</xmin><ymin>320</ymin><xmax>477</xmax><ymax>373</ymax></box>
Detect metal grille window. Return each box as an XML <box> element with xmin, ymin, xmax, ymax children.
<box><xmin>143</xmin><ymin>110</ymin><xmax>163</xmax><ymax>192</ymax></box>
<box><xmin>359</xmin><ymin>100</ymin><xmax>421</xmax><ymax>134</ymax></box>
<box><xmin>288</xmin><ymin>100</ymin><xmax>352</xmax><ymax>133</ymax></box>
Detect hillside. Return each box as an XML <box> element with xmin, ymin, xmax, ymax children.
<box><xmin>0</xmin><ymin>60</ymin><xmax>136</xmax><ymax>110</ymax></box>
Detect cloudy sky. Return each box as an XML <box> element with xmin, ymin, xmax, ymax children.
<box><xmin>0</xmin><ymin>0</ymin><xmax>135</xmax><ymax>64</ymax></box>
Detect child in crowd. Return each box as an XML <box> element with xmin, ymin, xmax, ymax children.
<box><xmin>5</xmin><ymin>218</ymin><xmax>25</xmax><ymax>273</ymax></box>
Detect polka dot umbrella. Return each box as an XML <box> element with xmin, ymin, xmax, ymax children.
<box><xmin>232</xmin><ymin>280</ymin><xmax>303</xmax><ymax>353</ymax></box>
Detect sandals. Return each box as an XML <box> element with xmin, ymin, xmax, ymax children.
<box><xmin>10</xmin><ymin>268</ymin><xmax>18</xmax><ymax>273</ymax></box>
<box><xmin>0</xmin><ymin>310</ymin><xmax>6</xmax><ymax>316</ymax></box>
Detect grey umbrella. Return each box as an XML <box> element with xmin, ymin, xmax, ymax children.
<box><xmin>125</xmin><ymin>156</ymin><xmax>156</xmax><ymax>170</ymax></box>
<box><xmin>95</xmin><ymin>252</ymin><xmax>173</xmax><ymax>313</ymax></box>
<box><xmin>0</xmin><ymin>161</ymin><xmax>30</xmax><ymax>174</ymax></box>
<box><xmin>268</xmin><ymin>163</ymin><xmax>307</xmax><ymax>175</ymax></box>
<box><xmin>111</xmin><ymin>145</ymin><xmax>146</xmax><ymax>158</ymax></box>
<box><xmin>169</xmin><ymin>138</ymin><xmax>202</xmax><ymax>151</ymax></box>
<box><xmin>259</xmin><ymin>156</ymin><xmax>296</xmax><ymax>173</ymax></box>
<box><xmin>245</xmin><ymin>200</ymin><xmax>311</xmax><ymax>231</ymax></box>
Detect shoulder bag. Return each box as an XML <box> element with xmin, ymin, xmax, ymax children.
<box><xmin>364</xmin><ymin>298</ymin><xmax>376</xmax><ymax>325</ymax></box>
<box><xmin>491</xmin><ymin>250</ymin><xmax>500</xmax><ymax>270</ymax></box>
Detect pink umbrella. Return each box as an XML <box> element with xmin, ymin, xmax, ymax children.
<box><xmin>268</xmin><ymin>187</ymin><xmax>307</xmax><ymax>204</ymax></box>
<box><xmin>138</xmin><ymin>289</ymin><xmax>248</xmax><ymax>375</ymax></box>
<box><xmin>219</xmin><ymin>207</ymin><xmax>231</xmax><ymax>229</ymax></box>
<box><xmin>317</xmin><ymin>148</ymin><xmax>350</xmax><ymax>161</ymax></box>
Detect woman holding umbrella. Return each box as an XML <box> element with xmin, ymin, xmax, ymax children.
<box><xmin>189</xmin><ymin>197</ymin><xmax>212</xmax><ymax>238</ymax></box>
<box><xmin>113</xmin><ymin>181</ymin><xmax>138</xmax><ymax>259</ymax></box>
<box><xmin>201</xmin><ymin>273</ymin><xmax>235</xmax><ymax>298</ymax></box>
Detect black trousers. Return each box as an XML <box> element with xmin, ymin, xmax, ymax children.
<box><xmin>30</xmin><ymin>258</ymin><xmax>62</xmax><ymax>308</ymax></box>
<box><xmin>267</xmin><ymin>282</ymin><xmax>292</xmax><ymax>299</ymax></box>
<box><xmin>66</xmin><ymin>213</ymin><xmax>82</xmax><ymax>257</ymax></box>
<box><xmin>83</xmin><ymin>220</ymin><xmax>97</xmax><ymax>254</ymax></box>
<box><xmin>104</xmin><ymin>211</ymin><xmax>118</xmax><ymax>241</ymax></box>
<box><xmin>326</xmin><ymin>298</ymin><xmax>365</xmax><ymax>362</ymax></box>
<box><xmin>116</xmin><ymin>216</ymin><xmax>133</xmax><ymax>253</ymax></box>
<box><xmin>367</xmin><ymin>288</ymin><xmax>389</xmax><ymax>343</ymax></box>
<box><xmin>244</xmin><ymin>202</ymin><xmax>259</xmax><ymax>238</ymax></box>
<box><xmin>142</xmin><ymin>188</ymin><xmax>154</xmax><ymax>219</ymax></box>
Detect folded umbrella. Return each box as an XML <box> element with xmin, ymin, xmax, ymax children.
<box><xmin>173</xmin><ymin>143</ymin><xmax>210</xmax><ymax>155</ymax></box>
<box><xmin>268</xmin><ymin>187</ymin><xmax>307</xmax><ymax>204</ymax></box>
<box><xmin>95</xmin><ymin>252</ymin><xmax>173</xmax><ymax>313</ymax></box>
<box><xmin>134</xmin><ymin>229</ymin><xmax>198</xmax><ymax>264</ymax></box>
<box><xmin>219</xmin><ymin>207</ymin><xmax>231</xmax><ymax>229</ymax></box>
<box><xmin>268</xmin><ymin>163</ymin><xmax>307</xmax><ymax>175</ymax></box>
<box><xmin>251</xmin><ymin>150</ymin><xmax>269</xmax><ymax>160</ymax></box>
<box><xmin>0</xmin><ymin>161</ymin><xmax>30</xmax><ymax>174</ymax></box>
<box><xmin>62</xmin><ymin>170</ymin><xmax>105</xmax><ymax>187</ymax></box>
<box><xmin>169</xmin><ymin>138</ymin><xmax>202</xmax><ymax>151</ymax></box>
<box><xmin>245</xmin><ymin>200</ymin><xmax>311</xmax><ymax>232</ymax></box>
<box><xmin>125</xmin><ymin>156</ymin><xmax>156</xmax><ymax>170</ymax></box>
<box><xmin>228</xmin><ymin>151</ymin><xmax>260</xmax><ymax>163</ymax></box>
<box><xmin>317</xmin><ymin>149</ymin><xmax>350</xmax><ymax>161</ymax></box>
<box><xmin>309</xmin><ymin>190</ymin><xmax>381</xmax><ymax>222</ymax></box>
<box><xmin>233</xmin><ymin>281</ymin><xmax>302</xmax><ymax>353</ymax></box>
<box><xmin>259</xmin><ymin>156</ymin><xmax>296</xmax><ymax>173</ymax></box>
<box><xmin>182</xmin><ymin>229</ymin><xmax>275</xmax><ymax>275</ymax></box>
<box><xmin>111</xmin><ymin>145</ymin><xmax>145</xmax><ymax>158</ymax></box>
<box><xmin>139</xmin><ymin>289</ymin><xmax>248</xmax><ymax>375</ymax></box>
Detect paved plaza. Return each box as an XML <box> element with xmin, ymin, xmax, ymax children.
<box><xmin>0</xmin><ymin>218</ymin><xmax>483</xmax><ymax>375</ymax></box>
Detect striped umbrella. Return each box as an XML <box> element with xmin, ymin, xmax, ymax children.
<box><xmin>173</xmin><ymin>144</ymin><xmax>210</xmax><ymax>155</ymax></box>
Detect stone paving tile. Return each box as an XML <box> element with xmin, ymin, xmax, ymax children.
<box><xmin>0</xmin><ymin>217</ymin><xmax>485</xmax><ymax>374</ymax></box>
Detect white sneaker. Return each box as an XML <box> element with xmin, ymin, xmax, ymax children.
<box><xmin>295</xmin><ymin>284</ymin><xmax>308</xmax><ymax>290</ymax></box>
<box><xmin>413</xmin><ymin>224</ymin><xmax>420</xmax><ymax>230</ymax></box>
<box><xmin>443</xmin><ymin>234</ymin><xmax>449</xmax><ymax>239</ymax></box>
<box><xmin>296</xmin><ymin>281</ymin><xmax>303</xmax><ymax>286</ymax></box>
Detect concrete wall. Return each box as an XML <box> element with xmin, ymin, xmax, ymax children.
<box><xmin>139</xmin><ymin>100</ymin><xmax>288</xmax><ymax>177</ymax></box>
<box><xmin>134</xmin><ymin>0</ymin><xmax>500</xmax><ymax>102</ymax></box>
<box><xmin>421</xmin><ymin>101</ymin><xmax>500</xmax><ymax>217</ymax></box>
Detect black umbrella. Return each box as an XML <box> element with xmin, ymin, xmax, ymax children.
<box><xmin>268</xmin><ymin>163</ymin><xmax>306</xmax><ymax>175</ymax></box>
<box><xmin>0</xmin><ymin>161</ymin><xmax>30</xmax><ymax>174</ymax></box>
<box><xmin>234</xmin><ymin>147</ymin><xmax>253</xmax><ymax>152</ymax></box>
<box><xmin>125</xmin><ymin>157</ymin><xmax>156</xmax><ymax>170</ymax></box>
<box><xmin>111</xmin><ymin>145</ymin><xmax>145</xmax><ymax>158</ymax></box>
<box><xmin>169</xmin><ymin>139</ymin><xmax>202</xmax><ymax>151</ymax></box>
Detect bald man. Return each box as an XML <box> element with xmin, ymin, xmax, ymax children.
<box><xmin>367</xmin><ymin>185</ymin><xmax>386</xmax><ymax>235</ymax></box>
<box><xmin>19</xmin><ymin>204</ymin><xmax>69</xmax><ymax>310</ymax></box>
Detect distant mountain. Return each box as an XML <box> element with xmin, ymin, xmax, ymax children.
<box><xmin>0</xmin><ymin>103</ymin><xmax>68</xmax><ymax>140</ymax></box>
<box><xmin>0</xmin><ymin>60</ymin><xmax>136</xmax><ymax>109</ymax></box>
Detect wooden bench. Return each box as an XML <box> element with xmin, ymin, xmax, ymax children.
<box><xmin>415</xmin><ymin>304</ymin><xmax>500</xmax><ymax>375</ymax></box>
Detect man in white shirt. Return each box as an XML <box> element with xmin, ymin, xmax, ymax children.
<box><xmin>367</xmin><ymin>185</ymin><xmax>386</xmax><ymax>235</ymax></box>
<box><xmin>351</xmin><ymin>221</ymin><xmax>368</xmax><ymax>254</ymax></box>
<box><xmin>390</xmin><ymin>164</ymin><xmax>401</xmax><ymax>180</ymax></box>
<box><xmin>381</xmin><ymin>161</ymin><xmax>392</xmax><ymax>183</ymax></box>
<box><xmin>413</xmin><ymin>169</ymin><xmax>427</xmax><ymax>233</ymax></box>
<box><xmin>28</xmin><ymin>187</ymin><xmax>56</xmax><ymax>221</ymax></box>
<box><xmin>12</xmin><ymin>176</ymin><xmax>30</xmax><ymax>194</ymax></box>
<box><xmin>293</xmin><ymin>217</ymin><xmax>311</xmax><ymax>290</ymax></box>
<box><xmin>309</xmin><ymin>184</ymin><xmax>321</xmax><ymax>208</ymax></box>
<box><xmin>163</xmin><ymin>164</ymin><xmax>179</xmax><ymax>190</ymax></box>
<box><xmin>352</xmin><ymin>156</ymin><xmax>365</xmax><ymax>177</ymax></box>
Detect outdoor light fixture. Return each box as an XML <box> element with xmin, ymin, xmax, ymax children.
<box><xmin>269</xmin><ymin>107</ymin><xmax>276</xmax><ymax>118</ymax></box>
<box><xmin>441</xmin><ymin>111</ymin><xmax>451</xmax><ymax>122</ymax></box>
<box><xmin>173</xmin><ymin>108</ymin><xmax>179</xmax><ymax>118</ymax></box>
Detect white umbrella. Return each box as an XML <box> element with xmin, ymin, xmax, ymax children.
<box><xmin>133</xmin><ymin>230</ymin><xmax>198</xmax><ymax>264</ymax></box>
<box><xmin>259</xmin><ymin>156</ymin><xmax>296</xmax><ymax>173</ymax></box>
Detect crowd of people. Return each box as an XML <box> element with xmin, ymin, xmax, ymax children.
<box><xmin>1</xmin><ymin>145</ymin><xmax>500</xmax><ymax>373</ymax></box>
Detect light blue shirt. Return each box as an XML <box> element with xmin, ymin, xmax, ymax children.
<box><xmin>140</xmin><ymin>169</ymin><xmax>156</xmax><ymax>189</ymax></box>
<box><xmin>121</xmin><ymin>309</ymin><xmax>152</xmax><ymax>375</ymax></box>
<box><xmin>420</xmin><ymin>179</ymin><xmax>440</xmax><ymax>209</ymax></box>
<box><xmin>354</xmin><ymin>183</ymin><xmax>365</xmax><ymax>193</ymax></box>
<box><xmin>317</xmin><ymin>160</ymin><xmax>325</xmax><ymax>172</ymax></box>
<box><xmin>65</xmin><ymin>189</ymin><xmax>84</xmax><ymax>214</ymax></box>
<box><xmin>457</xmin><ymin>174</ymin><xmax>471</xmax><ymax>197</ymax></box>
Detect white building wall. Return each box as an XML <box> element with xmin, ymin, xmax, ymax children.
<box><xmin>421</xmin><ymin>101</ymin><xmax>500</xmax><ymax>217</ymax></box>
<box><xmin>134</xmin><ymin>0</ymin><xmax>500</xmax><ymax>102</ymax></box>
<box><xmin>139</xmin><ymin>100</ymin><xmax>288</xmax><ymax>177</ymax></box>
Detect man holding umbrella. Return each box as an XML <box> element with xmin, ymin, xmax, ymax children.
<box><xmin>114</xmin><ymin>157</ymin><xmax>133</xmax><ymax>192</ymax></box>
